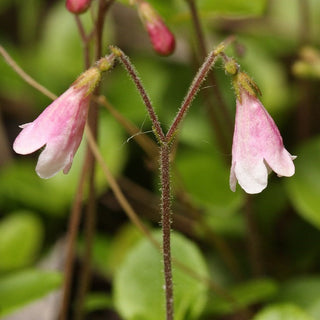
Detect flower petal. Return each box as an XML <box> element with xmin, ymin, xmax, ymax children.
<box><xmin>230</xmin><ymin>90</ymin><xmax>295</xmax><ymax>194</ymax></box>
<box><xmin>229</xmin><ymin>162</ymin><xmax>237</xmax><ymax>192</ymax></box>
<box><xmin>234</xmin><ymin>157</ymin><xmax>268</xmax><ymax>194</ymax></box>
<box><xmin>265</xmin><ymin>149</ymin><xmax>296</xmax><ymax>177</ymax></box>
<box><xmin>35</xmin><ymin>143</ymin><xmax>71</xmax><ymax>179</ymax></box>
<box><xmin>13</xmin><ymin>122</ymin><xmax>48</xmax><ymax>155</ymax></box>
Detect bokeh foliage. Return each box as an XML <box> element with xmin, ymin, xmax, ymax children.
<box><xmin>1</xmin><ymin>0</ymin><xmax>320</xmax><ymax>319</ymax></box>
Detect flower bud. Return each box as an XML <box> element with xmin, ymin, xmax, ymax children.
<box><xmin>137</xmin><ymin>0</ymin><xmax>175</xmax><ymax>56</ymax></box>
<box><xmin>66</xmin><ymin>0</ymin><xmax>91</xmax><ymax>14</ymax></box>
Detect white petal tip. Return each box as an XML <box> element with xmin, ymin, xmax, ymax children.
<box><xmin>19</xmin><ymin>123</ymin><xmax>32</xmax><ymax>129</ymax></box>
<box><xmin>36</xmin><ymin>169</ymin><xmax>56</xmax><ymax>179</ymax></box>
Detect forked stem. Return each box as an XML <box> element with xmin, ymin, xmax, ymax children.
<box><xmin>110</xmin><ymin>42</ymin><xmax>229</xmax><ymax>320</ymax></box>
<box><xmin>166</xmin><ymin>45</ymin><xmax>224</xmax><ymax>141</ymax></box>
<box><xmin>109</xmin><ymin>46</ymin><xmax>166</xmax><ymax>142</ymax></box>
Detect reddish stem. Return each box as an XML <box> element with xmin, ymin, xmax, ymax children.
<box><xmin>160</xmin><ymin>143</ymin><xmax>174</xmax><ymax>320</ymax></box>
<box><xmin>113</xmin><ymin>48</ymin><xmax>166</xmax><ymax>142</ymax></box>
<box><xmin>166</xmin><ymin>49</ymin><xmax>219</xmax><ymax>141</ymax></box>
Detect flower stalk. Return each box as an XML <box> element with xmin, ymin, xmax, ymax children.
<box><xmin>110</xmin><ymin>42</ymin><xmax>228</xmax><ymax>319</ymax></box>
<box><xmin>160</xmin><ymin>142</ymin><xmax>174</xmax><ymax>320</ymax></box>
<box><xmin>110</xmin><ymin>46</ymin><xmax>165</xmax><ymax>142</ymax></box>
<box><xmin>166</xmin><ymin>44</ymin><xmax>224</xmax><ymax>141</ymax></box>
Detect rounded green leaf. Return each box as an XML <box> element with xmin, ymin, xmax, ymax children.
<box><xmin>275</xmin><ymin>276</ymin><xmax>320</xmax><ymax>320</ymax></box>
<box><xmin>176</xmin><ymin>149</ymin><xmax>243</xmax><ymax>215</ymax></box>
<box><xmin>208</xmin><ymin>278</ymin><xmax>278</xmax><ymax>315</ymax></box>
<box><xmin>108</xmin><ymin>223</ymin><xmax>143</xmax><ymax>275</ymax></box>
<box><xmin>0</xmin><ymin>211</ymin><xmax>43</xmax><ymax>271</ymax></box>
<box><xmin>114</xmin><ymin>231</ymin><xmax>208</xmax><ymax>320</ymax></box>
<box><xmin>285</xmin><ymin>136</ymin><xmax>320</xmax><ymax>229</ymax></box>
<box><xmin>0</xmin><ymin>269</ymin><xmax>62</xmax><ymax>317</ymax></box>
<box><xmin>253</xmin><ymin>304</ymin><xmax>314</xmax><ymax>320</ymax></box>
<box><xmin>84</xmin><ymin>293</ymin><xmax>113</xmax><ymax>313</ymax></box>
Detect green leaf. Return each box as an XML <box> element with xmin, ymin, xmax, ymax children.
<box><xmin>176</xmin><ymin>148</ymin><xmax>243</xmax><ymax>215</ymax></box>
<box><xmin>197</xmin><ymin>0</ymin><xmax>267</xmax><ymax>17</ymax></box>
<box><xmin>275</xmin><ymin>276</ymin><xmax>320</xmax><ymax>320</ymax></box>
<box><xmin>117</xmin><ymin>0</ymin><xmax>181</xmax><ymax>21</ymax></box>
<box><xmin>114</xmin><ymin>231</ymin><xmax>209</xmax><ymax>320</ymax></box>
<box><xmin>207</xmin><ymin>278</ymin><xmax>278</xmax><ymax>315</ymax></box>
<box><xmin>84</xmin><ymin>293</ymin><xmax>114</xmax><ymax>313</ymax></box>
<box><xmin>285</xmin><ymin>136</ymin><xmax>320</xmax><ymax>229</ymax></box>
<box><xmin>0</xmin><ymin>211</ymin><xmax>43</xmax><ymax>272</ymax></box>
<box><xmin>0</xmin><ymin>269</ymin><xmax>62</xmax><ymax>317</ymax></box>
<box><xmin>253</xmin><ymin>304</ymin><xmax>315</xmax><ymax>320</ymax></box>
<box><xmin>108</xmin><ymin>223</ymin><xmax>143</xmax><ymax>275</ymax></box>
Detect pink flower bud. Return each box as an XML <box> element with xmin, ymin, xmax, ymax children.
<box><xmin>13</xmin><ymin>67</ymin><xmax>101</xmax><ymax>179</ymax></box>
<box><xmin>66</xmin><ymin>0</ymin><xmax>91</xmax><ymax>14</ymax></box>
<box><xmin>230</xmin><ymin>90</ymin><xmax>296</xmax><ymax>194</ymax></box>
<box><xmin>137</xmin><ymin>1</ymin><xmax>175</xmax><ymax>56</ymax></box>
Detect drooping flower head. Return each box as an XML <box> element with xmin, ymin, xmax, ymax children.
<box><xmin>13</xmin><ymin>55</ymin><xmax>115</xmax><ymax>179</ymax></box>
<box><xmin>229</xmin><ymin>70</ymin><xmax>296</xmax><ymax>194</ymax></box>
<box><xmin>135</xmin><ymin>0</ymin><xmax>175</xmax><ymax>56</ymax></box>
<box><xmin>66</xmin><ymin>0</ymin><xmax>92</xmax><ymax>14</ymax></box>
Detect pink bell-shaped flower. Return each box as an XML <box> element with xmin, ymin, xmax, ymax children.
<box><xmin>230</xmin><ymin>90</ymin><xmax>296</xmax><ymax>194</ymax></box>
<box><xmin>136</xmin><ymin>0</ymin><xmax>175</xmax><ymax>56</ymax></box>
<box><xmin>66</xmin><ymin>0</ymin><xmax>91</xmax><ymax>14</ymax></box>
<box><xmin>13</xmin><ymin>67</ymin><xmax>101</xmax><ymax>179</ymax></box>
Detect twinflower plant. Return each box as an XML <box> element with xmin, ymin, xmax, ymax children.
<box><xmin>8</xmin><ymin>41</ymin><xmax>297</xmax><ymax>320</ymax></box>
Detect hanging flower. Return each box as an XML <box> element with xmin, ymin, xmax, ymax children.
<box><xmin>136</xmin><ymin>0</ymin><xmax>175</xmax><ymax>56</ymax></box>
<box><xmin>13</xmin><ymin>67</ymin><xmax>101</xmax><ymax>179</ymax></box>
<box><xmin>230</xmin><ymin>89</ymin><xmax>296</xmax><ymax>194</ymax></box>
<box><xmin>66</xmin><ymin>0</ymin><xmax>92</xmax><ymax>14</ymax></box>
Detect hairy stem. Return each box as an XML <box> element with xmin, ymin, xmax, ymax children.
<box><xmin>111</xmin><ymin>47</ymin><xmax>166</xmax><ymax>142</ymax></box>
<box><xmin>86</xmin><ymin>125</ymin><xmax>245</xmax><ymax>314</ymax></box>
<box><xmin>166</xmin><ymin>48</ymin><xmax>220</xmax><ymax>141</ymax></box>
<box><xmin>96</xmin><ymin>95</ymin><xmax>159</xmax><ymax>161</ymax></box>
<box><xmin>160</xmin><ymin>143</ymin><xmax>174</xmax><ymax>320</ymax></box>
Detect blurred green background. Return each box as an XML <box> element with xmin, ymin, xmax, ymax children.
<box><xmin>1</xmin><ymin>0</ymin><xmax>320</xmax><ymax>319</ymax></box>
